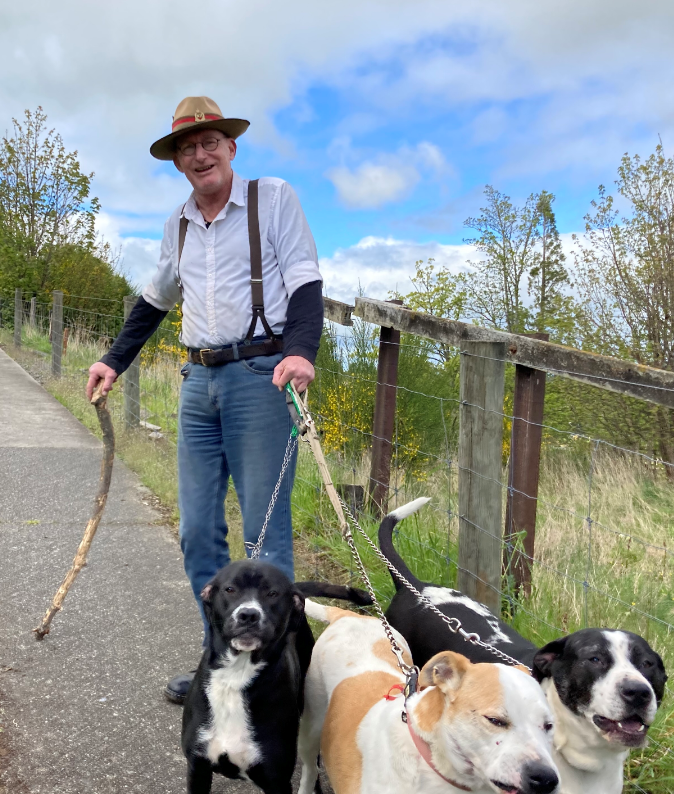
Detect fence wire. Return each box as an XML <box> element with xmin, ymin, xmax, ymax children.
<box><xmin>1</xmin><ymin>292</ymin><xmax>672</xmax><ymax>791</ymax></box>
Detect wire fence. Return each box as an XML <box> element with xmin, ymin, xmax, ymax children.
<box><xmin>1</xmin><ymin>291</ymin><xmax>672</xmax><ymax>791</ymax></box>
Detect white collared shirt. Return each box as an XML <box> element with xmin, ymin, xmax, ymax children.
<box><xmin>143</xmin><ymin>171</ymin><xmax>322</xmax><ymax>349</ymax></box>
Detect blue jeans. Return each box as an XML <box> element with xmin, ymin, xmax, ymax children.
<box><xmin>178</xmin><ymin>352</ymin><xmax>297</xmax><ymax>636</ymax></box>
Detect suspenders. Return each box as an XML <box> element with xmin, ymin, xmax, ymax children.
<box><xmin>177</xmin><ymin>179</ymin><xmax>277</xmax><ymax>343</ymax></box>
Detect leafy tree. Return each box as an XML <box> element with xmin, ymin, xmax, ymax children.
<box><xmin>461</xmin><ymin>187</ymin><xmax>539</xmax><ymax>333</ymax></box>
<box><xmin>395</xmin><ymin>258</ymin><xmax>466</xmax><ymax>365</ymax></box>
<box><xmin>528</xmin><ymin>191</ymin><xmax>576</xmax><ymax>341</ymax></box>
<box><xmin>574</xmin><ymin>144</ymin><xmax>674</xmax><ymax>470</ymax></box>
<box><xmin>0</xmin><ymin>107</ymin><xmax>133</xmax><ymax>306</ymax></box>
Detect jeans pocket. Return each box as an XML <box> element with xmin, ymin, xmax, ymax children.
<box><xmin>241</xmin><ymin>353</ymin><xmax>281</xmax><ymax>375</ymax></box>
<box><xmin>180</xmin><ymin>362</ymin><xmax>193</xmax><ymax>380</ymax></box>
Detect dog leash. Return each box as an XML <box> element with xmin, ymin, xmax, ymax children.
<box><xmin>250</xmin><ymin>383</ymin><xmax>528</xmax><ymax>676</ymax></box>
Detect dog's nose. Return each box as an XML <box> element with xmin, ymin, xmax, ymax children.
<box><xmin>620</xmin><ymin>680</ymin><xmax>652</xmax><ymax>709</ymax></box>
<box><xmin>236</xmin><ymin>608</ymin><xmax>261</xmax><ymax>626</ymax></box>
<box><xmin>522</xmin><ymin>762</ymin><xmax>559</xmax><ymax>794</ymax></box>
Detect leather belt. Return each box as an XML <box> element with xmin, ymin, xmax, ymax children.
<box><xmin>188</xmin><ymin>337</ymin><xmax>283</xmax><ymax>367</ymax></box>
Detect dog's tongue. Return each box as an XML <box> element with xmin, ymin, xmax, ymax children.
<box><xmin>619</xmin><ymin>717</ymin><xmax>645</xmax><ymax>734</ymax></box>
<box><xmin>594</xmin><ymin>714</ymin><xmax>646</xmax><ymax>736</ymax></box>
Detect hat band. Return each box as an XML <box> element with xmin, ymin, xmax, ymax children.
<box><xmin>172</xmin><ymin>113</ymin><xmax>222</xmax><ymax>131</ymax></box>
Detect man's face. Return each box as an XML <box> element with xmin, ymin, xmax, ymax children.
<box><xmin>173</xmin><ymin>128</ymin><xmax>236</xmax><ymax>197</ymax></box>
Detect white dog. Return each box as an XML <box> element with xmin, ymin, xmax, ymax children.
<box><xmin>299</xmin><ymin>602</ymin><xmax>560</xmax><ymax>794</ymax></box>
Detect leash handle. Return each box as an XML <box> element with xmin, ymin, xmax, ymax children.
<box><xmin>285</xmin><ymin>383</ymin><xmax>307</xmax><ymax>437</ymax></box>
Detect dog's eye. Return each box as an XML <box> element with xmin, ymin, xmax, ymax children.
<box><xmin>588</xmin><ymin>656</ymin><xmax>602</xmax><ymax>664</ymax></box>
<box><xmin>640</xmin><ymin>659</ymin><xmax>654</xmax><ymax>669</ymax></box>
<box><xmin>225</xmin><ymin>587</ymin><xmax>236</xmax><ymax>594</ymax></box>
<box><xmin>544</xmin><ymin>722</ymin><xmax>554</xmax><ymax>733</ymax></box>
<box><xmin>485</xmin><ymin>716</ymin><xmax>509</xmax><ymax>729</ymax></box>
<box><xmin>267</xmin><ymin>590</ymin><xmax>279</xmax><ymax>598</ymax></box>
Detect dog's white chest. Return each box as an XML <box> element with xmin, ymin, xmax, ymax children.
<box><xmin>199</xmin><ymin>653</ymin><xmax>266</xmax><ymax>771</ymax></box>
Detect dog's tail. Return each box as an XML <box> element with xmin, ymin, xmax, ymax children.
<box><xmin>378</xmin><ymin>497</ymin><xmax>431</xmax><ymax>591</ymax></box>
<box><xmin>295</xmin><ymin>582</ymin><xmax>373</xmax><ymax>606</ymax></box>
<box><xmin>304</xmin><ymin>599</ymin><xmax>357</xmax><ymax>624</ymax></box>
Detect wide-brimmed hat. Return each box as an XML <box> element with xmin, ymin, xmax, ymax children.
<box><xmin>150</xmin><ymin>96</ymin><xmax>250</xmax><ymax>161</ymax></box>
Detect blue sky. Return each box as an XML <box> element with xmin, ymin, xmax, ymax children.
<box><xmin>1</xmin><ymin>0</ymin><xmax>672</xmax><ymax>301</ymax></box>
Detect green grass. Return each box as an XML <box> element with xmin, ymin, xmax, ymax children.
<box><xmin>2</xmin><ymin>326</ymin><xmax>673</xmax><ymax>791</ymax></box>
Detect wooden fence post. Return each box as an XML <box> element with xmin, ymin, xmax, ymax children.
<box><xmin>368</xmin><ymin>299</ymin><xmax>403</xmax><ymax>514</ymax></box>
<box><xmin>504</xmin><ymin>333</ymin><xmax>548</xmax><ymax>597</ymax></box>
<box><xmin>14</xmin><ymin>288</ymin><xmax>22</xmax><ymax>347</ymax></box>
<box><xmin>29</xmin><ymin>296</ymin><xmax>36</xmax><ymax>329</ymax></box>
<box><xmin>123</xmin><ymin>295</ymin><xmax>141</xmax><ymax>428</ymax></box>
<box><xmin>457</xmin><ymin>340</ymin><xmax>506</xmax><ymax>613</ymax></box>
<box><xmin>51</xmin><ymin>291</ymin><xmax>63</xmax><ymax>376</ymax></box>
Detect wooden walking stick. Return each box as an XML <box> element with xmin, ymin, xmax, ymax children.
<box><xmin>34</xmin><ymin>382</ymin><xmax>115</xmax><ymax>640</ymax></box>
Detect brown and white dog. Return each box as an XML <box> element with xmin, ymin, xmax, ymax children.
<box><xmin>298</xmin><ymin>602</ymin><xmax>560</xmax><ymax>794</ymax></box>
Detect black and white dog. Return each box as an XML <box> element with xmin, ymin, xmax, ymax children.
<box><xmin>181</xmin><ymin>559</ymin><xmax>372</xmax><ymax>794</ymax></box>
<box><xmin>379</xmin><ymin>498</ymin><xmax>667</xmax><ymax>794</ymax></box>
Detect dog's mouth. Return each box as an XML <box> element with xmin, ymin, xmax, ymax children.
<box><xmin>592</xmin><ymin>714</ymin><xmax>649</xmax><ymax>746</ymax></box>
<box><xmin>231</xmin><ymin>635</ymin><xmax>262</xmax><ymax>652</ymax></box>
<box><xmin>491</xmin><ymin>781</ymin><xmax>521</xmax><ymax>794</ymax></box>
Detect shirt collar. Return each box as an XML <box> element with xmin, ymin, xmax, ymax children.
<box><xmin>182</xmin><ymin>171</ymin><xmax>245</xmax><ymax>226</ymax></box>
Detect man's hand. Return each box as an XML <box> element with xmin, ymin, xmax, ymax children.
<box><xmin>272</xmin><ymin>355</ymin><xmax>315</xmax><ymax>394</ymax></box>
<box><xmin>86</xmin><ymin>362</ymin><xmax>119</xmax><ymax>401</ymax></box>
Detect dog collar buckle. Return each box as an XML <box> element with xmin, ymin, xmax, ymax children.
<box><xmin>404</xmin><ymin>668</ymin><xmax>419</xmax><ymax>699</ymax></box>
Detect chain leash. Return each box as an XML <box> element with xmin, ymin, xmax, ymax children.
<box><xmin>340</xmin><ymin>514</ymin><xmax>416</xmax><ymax>676</ymax></box>
<box><xmin>257</xmin><ymin>383</ymin><xmax>529</xmax><ymax>676</ymax></box>
<box><xmin>246</xmin><ymin>431</ymin><xmax>298</xmax><ymax>560</ymax></box>
<box><xmin>335</xmin><ymin>493</ymin><xmax>530</xmax><ymax>671</ymax></box>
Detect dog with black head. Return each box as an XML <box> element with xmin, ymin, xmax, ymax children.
<box><xmin>533</xmin><ymin>629</ymin><xmax>666</xmax><ymax>794</ymax></box>
<box><xmin>379</xmin><ymin>498</ymin><xmax>667</xmax><ymax>794</ymax></box>
<box><xmin>181</xmin><ymin>559</ymin><xmax>371</xmax><ymax>794</ymax></box>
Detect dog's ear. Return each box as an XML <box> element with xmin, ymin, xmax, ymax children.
<box><xmin>200</xmin><ymin>581</ymin><xmax>217</xmax><ymax>622</ymax></box>
<box><xmin>419</xmin><ymin>651</ymin><xmax>471</xmax><ymax>700</ymax></box>
<box><xmin>288</xmin><ymin>588</ymin><xmax>306</xmax><ymax>632</ymax></box>
<box><xmin>533</xmin><ymin>637</ymin><xmax>568</xmax><ymax>682</ymax></box>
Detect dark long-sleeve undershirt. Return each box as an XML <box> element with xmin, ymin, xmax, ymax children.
<box><xmin>100</xmin><ymin>296</ymin><xmax>167</xmax><ymax>375</ymax></box>
<box><xmin>99</xmin><ymin>280</ymin><xmax>324</xmax><ymax>375</ymax></box>
<box><xmin>282</xmin><ymin>280</ymin><xmax>323</xmax><ymax>364</ymax></box>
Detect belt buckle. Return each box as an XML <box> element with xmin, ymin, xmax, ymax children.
<box><xmin>199</xmin><ymin>348</ymin><xmax>213</xmax><ymax>366</ymax></box>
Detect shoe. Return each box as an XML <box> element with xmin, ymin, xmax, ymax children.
<box><xmin>164</xmin><ymin>670</ymin><xmax>196</xmax><ymax>705</ymax></box>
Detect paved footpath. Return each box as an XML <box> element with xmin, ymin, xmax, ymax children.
<box><xmin>0</xmin><ymin>349</ymin><xmax>264</xmax><ymax>793</ymax></box>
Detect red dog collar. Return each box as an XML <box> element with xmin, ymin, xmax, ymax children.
<box><xmin>406</xmin><ymin>715</ymin><xmax>473</xmax><ymax>792</ymax></box>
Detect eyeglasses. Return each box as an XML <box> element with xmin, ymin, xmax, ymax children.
<box><xmin>176</xmin><ymin>137</ymin><xmax>222</xmax><ymax>157</ymax></box>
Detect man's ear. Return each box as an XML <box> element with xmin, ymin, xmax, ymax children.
<box><xmin>419</xmin><ymin>652</ymin><xmax>471</xmax><ymax>700</ymax></box>
<box><xmin>173</xmin><ymin>155</ymin><xmax>185</xmax><ymax>174</ymax></box>
<box><xmin>288</xmin><ymin>588</ymin><xmax>306</xmax><ymax>632</ymax></box>
<box><xmin>533</xmin><ymin>637</ymin><xmax>568</xmax><ymax>682</ymax></box>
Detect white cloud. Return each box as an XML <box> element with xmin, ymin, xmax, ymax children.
<box><xmin>96</xmin><ymin>212</ymin><xmax>161</xmax><ymax>289</ymax></box>
<box><xmin>319</xmin><ymin>236</ymin><xmax>474</xmax><ymax>303</ymax></box>
<box><xmin>327</xmin><ymin>162</ymin><xmax>419</xmax><ymax>209</ymax></box>
<box><xmin>326</xmin><ymin>141</ymin><xmax>448</xmax><ymax>209</ymax></box>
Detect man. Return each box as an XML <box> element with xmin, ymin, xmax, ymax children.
<box><xmin>86</xmin><ymin>97</ymin><xmax>323</xmax><ymax>704</ymax></box>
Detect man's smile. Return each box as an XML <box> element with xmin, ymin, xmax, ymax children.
<box><xmin>194</xmin><ymin>163</ymin><xmax>216</xmax><ymax>174</ymax></box>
